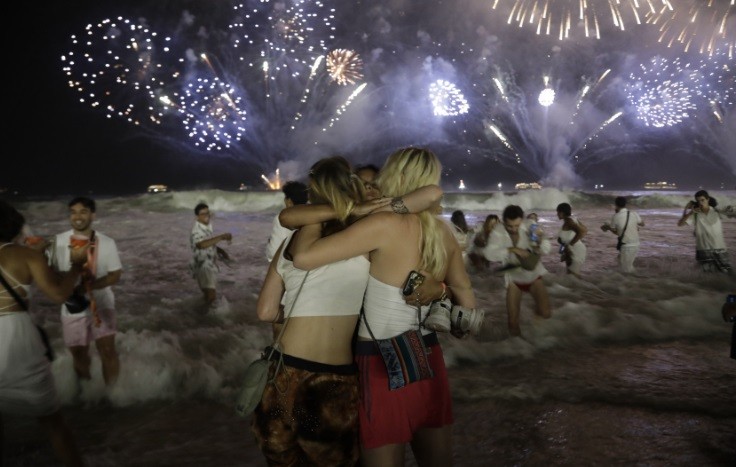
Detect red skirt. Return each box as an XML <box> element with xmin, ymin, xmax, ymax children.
<box><xmin>355</xmin><ymin>336</ymin><xmax>453</xmax><ymax>449</ymax></box>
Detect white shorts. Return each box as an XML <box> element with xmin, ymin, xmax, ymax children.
<box><xmin>61</xmin><ymin>308</ymin><xmax>117</xmax><ymax>347</ymax></box>
<box><xmin>194</xmin><ymin>267</ymin><xmax>216</xmax><ymax>290</ymax></box>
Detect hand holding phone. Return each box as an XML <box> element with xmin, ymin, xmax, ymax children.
<box><xmin>402</xmin><ymin>270</ymin><xmax>425</xmax><ymax>296</ymax></box>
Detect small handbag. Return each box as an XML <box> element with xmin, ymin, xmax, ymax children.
<box><xmin>235</xmin><ymin>271</ymin><xmax>308</xmax><ymax>417</ymax></box>
<box><xmin>362</xmin><ymin>304</ymin><xmax>434</xmax><ymax>391</ymax></box>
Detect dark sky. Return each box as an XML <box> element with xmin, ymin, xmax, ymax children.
<box><xmin>6</xmin><ymin>0</ymin><xmax>735</xmax><ymax>196</ymax></box>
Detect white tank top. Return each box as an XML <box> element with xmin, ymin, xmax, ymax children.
<box><xmin>358</xmin><ymin>275</ymin><xmax>432</xmax><ymax>339</ymax></box>
<box><xmin>276</xmin><ymin>232</ymin><xmax>369</xmax><ymax>318</ymax></box>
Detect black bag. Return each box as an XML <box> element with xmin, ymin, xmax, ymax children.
<box><xmin>616</xmin><ymin>237</ymin><xmax>624</xmax><ymax>251</ymax></box>
<box><xmin>64</xmin><ymin>292</ymin><xmax>90</xmax><ymax>314</ymax></box>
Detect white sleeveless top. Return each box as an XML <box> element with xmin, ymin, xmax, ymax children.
<box><xmin>358</xmin><ymin>275</ymin><xmax>432</xmax><ymax>339</ymax></box>
<box><xmin>276</xmin><ymin>231</ymin><xmax>369</xmax><ymax>318</ymax></box>
<box><xmin>0</xmin><ymin>244</ymin><xmax>31</xmax><ymax>312</ymax></box>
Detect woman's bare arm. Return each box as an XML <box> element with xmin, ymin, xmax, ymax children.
<box><xmin>279</xmin><ymin>185</ymin><xmax>441</xmax><ymax>229</ymax></box>
<box><xmin>256</xmin><ymin>244</ymin><xmax>286</xmax><ymax>322</ymax></box>
<box><xmin>27</xmin><ymin>249</ymin><xmax>83</xmax><ymax>303</ymax></box>
<box><xmin>292</xmin><ymin>212</ymin><xmax>391</xmax><ymax>270</ymax></box>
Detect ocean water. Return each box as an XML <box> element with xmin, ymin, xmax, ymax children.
<box><xmin>4</xmin><ymin>188</ymin><xmax>736</xmax><ymax>466</ymax></box>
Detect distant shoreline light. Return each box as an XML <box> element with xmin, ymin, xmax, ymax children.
<box><xmin>643</xmin><ymin>181</ymin><xmax>678</xmax><ymax>190</ymax></box>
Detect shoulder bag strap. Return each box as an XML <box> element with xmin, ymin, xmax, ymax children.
<box><xmin>619</xmin><ymin>211</ymin><xmax>630</xmax><ymax>241</ymax></box>
<box><xmin>267</xmin><ymin>269</ymin><xmax>309</xmax><ymax>359</ymax></box>
<box><xmin>0</xmin><ymin>270</ymin><xmax>29</xmax><ymax>311</ymax></box>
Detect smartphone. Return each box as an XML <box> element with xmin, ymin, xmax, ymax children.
<box><xmin>402</xmin><ymin>270</ymin><xmax>425</xmax><ymax>296</ymax></box>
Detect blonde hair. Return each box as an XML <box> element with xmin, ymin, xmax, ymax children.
<box><xmin>308</xmin><ymin>156</ymin><xmax>365</xmax><ymax>235</ymax></box>
<box><xmin>376</xmin><ymin>147</ymin><xmax>446</xmax><ymax>277</ymax></box>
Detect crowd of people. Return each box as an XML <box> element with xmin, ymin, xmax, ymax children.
<box><xmin>1</xmin><ymin>151</ymin><xmax>733</xmax><ymax>465</ymax></box>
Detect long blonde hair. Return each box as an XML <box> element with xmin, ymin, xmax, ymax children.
<box><xmin>376</xmin><ymin>147</ymin><xmax>446</xmax><ymax>277</ymax></box>
<box><xmin>308</xmin><ymin>156</ymin><xmax>365</xmax><ymax>236</ymax></box>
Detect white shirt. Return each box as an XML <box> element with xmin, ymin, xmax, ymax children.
<box><xmin>51</xmin><ymin>230</ymin><xmax>122</xmax><ymax>316</ymax></box>
<box><xmin>610</xmin><ymin>208</ymin><xmax>642</xmax><ymax>247</ymax></box>
<box><xmin>482</xmin><ymin>220</ymin><xmax>551</xmax><ymax>286</ymax></box>
<box><xmin>265</xmin><ymin>213</ymin><xmax>291</xmax><ymax>263</ymax></box>
<box><xmin>685</xmin><ymin>208</ymin><xmax>727</xmax><ymax>250</ymax></box>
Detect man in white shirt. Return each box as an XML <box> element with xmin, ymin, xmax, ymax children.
<box><xmin>50</xmin><ymin>197</ymin><xmax>122</xmax><ymax>386</ymax></box>
<box><xmin>265</xmin><ymin>181</ymin><xmax>308</xmax><ymax>263</ymax></box>
<box><xmin>677</xmin><ymin>190</ymin><xmax>731</xmax><ymax>274</ymax></box>
<box><xmin>191</xmin><ymin>203</ymin><xmax>232</xmax><ymax>309</ymax></box>
<box><xmin>601</xmin><ymin>196</ymin><xmax>644</xmax><ymax>273</ymax></box>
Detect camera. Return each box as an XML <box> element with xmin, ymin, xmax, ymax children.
<box><xmin>402</xmin><ymin>270</ymin><xmax>425</xmax><ymax>296</ymax></box>
<box><xmin>424</xmin><ymin>299</ymin><xmax>484</xmax><ymax>335</ymax></box>
<box><xmin>424</xmin><ymin>298</ymin><xmax>452</xmax><ymax>332</ymax></box>
<box><xmin>450</xmin><ymin>305</ymin><xmax>485</xmax><ymax>335</ymax></box>
<box><xmin>64</xmin><ymin>292</ymin><xmax>90</xmax><ymax>314</ymax></box>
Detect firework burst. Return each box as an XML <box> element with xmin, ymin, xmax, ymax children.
<box><xmin>626</xmin><ymin>56</ymin><xmax>702</xmax><ymax>128</ymax></box>
<box><xmin>61</xmin><ymin>17</ymin><xmax>180</xmax><ymax>127</ymax></box>
<box><xmin>482</xmin><ymin>68</ymin><xmax>622</xmax><ymax>186</ymax></box>
<box><xmin>175</xmin><ymin>76</ymin><xmax>247</xmax><ymax>151</ymax></box>
<box><xmin>229</xmin><ymin>0</ymin><xmax>336</xmax><ymax>77</ymax></box>
<box><xmin>491</xmin><ymin>0</ymin><xmax>674</xmax><ymax>40</ymax></box>
<box><xmin>646</xmin><ymin>0</ymin><xmax>735</xmax><ymax>55</ymax></box>
<box><xmin>429</xmin><ymin>80</ymin><xmax>470</xmax><ymax>116</ymax></box>
<box><xmin>326</xmin><ymin>49</ymin><xmax>364</xmax><ymax>85</ymax></box>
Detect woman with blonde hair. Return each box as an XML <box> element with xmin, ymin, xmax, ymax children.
<box><xmin>293</xmin><ymin>147</ymin><xmax>477</xmax><ymax>467</ymax></box>
<box><xmin>252</xmin><ymin>156</ymin><xmax>368</xmax><ymax>465</ymax></box>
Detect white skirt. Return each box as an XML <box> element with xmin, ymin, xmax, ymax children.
<box><xmin>0</xmin><ymin>312</ymin><xmax>59</xmax><ymax>417</ymax></box>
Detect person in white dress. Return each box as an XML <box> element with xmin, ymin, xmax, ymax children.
<box><xmin>556</xmin><ymin>203</ymin><xmax>587</xmax><ymax>278</ymax></box>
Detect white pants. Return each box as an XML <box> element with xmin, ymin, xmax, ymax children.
<box><xmin>618</xmin><ymin>245</ymin><xmax>639</xmax><ymax>273</ymax></box>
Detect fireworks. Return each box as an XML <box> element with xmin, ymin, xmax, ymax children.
<box><xmin>229</xmin><ymin>1</ymin><xmax>336</xmax><ymax>76</ymax></box>
<box><xmin>61</xmin><ymin>17</ymin><xmax>180</xmax><ymax>127</ymax></box>
<box><xmin>645</xmin><ymin>0</ymin><xmax>735</xmax><ymax>55</ymax></box>
<box><xmin>482</xmin><ymin>67</ymin><xmax>622</xmax><ymax>185</ymax></box>
<box><xmin>626</xmin><ymin>57</ymin><xmax>696</xmax><ymax>128</ymax></box>
<box><xmin>491</xmin><ymin>0</ymin><xmax>673</xmax><ymax>40</ymax></box>
<box><xmin>538</xmin><ymin>88</ymin><xmax>555</xmax><ymax>106</ymax></box>
<box><xmin>175</xmin><ymin>77</ymin><xmax>247</xmax><ymax>151</ymax></box>
<box><xmin>429</xmin><ymin>80</ymin><xmax>470</xmax><ymax>116</ymax></box>
<box><xmin>326</xmin><ymin>49</ymin><xmax>364</xmax><ymax>85</ymax></box>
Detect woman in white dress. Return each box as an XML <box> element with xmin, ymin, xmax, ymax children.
<box><xmin>556</xmin><ymin>202</ymin><xmax>588</xmax><ymax>278</ymax></box>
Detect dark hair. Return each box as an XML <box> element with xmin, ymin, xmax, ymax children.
<box><xmin>556</xmin><ymin>203</ymin><xmax>572</xmax><ymax>217</ymax></box>
<box><xmin>694</xmin><ymin>190</ymin><xmax>717</xmax><ymax>207</ymax></box>
<box><xmin>451</xmin><ymin>210</ymin><xmax>469</xmax><ymax>233</ymax></box>
<box><xmin>502</xmin><ymin>205</ymin><xmax>524</xmax><ymax>221</ymax></box>
<box><xmin>615</xmin><ymin>196</ymin><xmax>627</xmax><ymax>208</ymax></box>
<box><xmin>68</xmin><ymin>196</ymin><xmax>96</xmax><ymax>213</ymax></box>
<box><xmin>194</xmin><ymin>203</ymin><xmax>209</xmax><ymax>215</ymax></box>
<box><xmin>0</xmin><ymin>200</ymin><xmax>25</xmax><ymax>243</ymax></box>
<box><xmin>355</xmin><ymin>164</ymin><xmax>380</xmax><ymax>177</ymax></box>
<box><xmin>282</xmin><ymin>181</ymin><xmax>308</xmax><ymax>206</ymax></box>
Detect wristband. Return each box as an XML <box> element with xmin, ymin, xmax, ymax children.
<box><xmin>390</xmin><ymin>197</ymin><xmax>409</xmax><ymax>214</ymax></box>
<box><xmin>439</xmin><ymin>282</ymin><xmax>448</xmax><ymax>301</ymax></box>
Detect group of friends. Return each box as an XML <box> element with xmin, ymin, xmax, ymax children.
<box><xmin>1</xmin><ymin>145</ymin><xmax>732</xmax><ymax>466</ymax></box>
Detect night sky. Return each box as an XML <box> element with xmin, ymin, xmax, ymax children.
<box><xmin>6</xmin><ymin>0</ymin><xmax>735</xmax><ymax>196</ymax></box>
